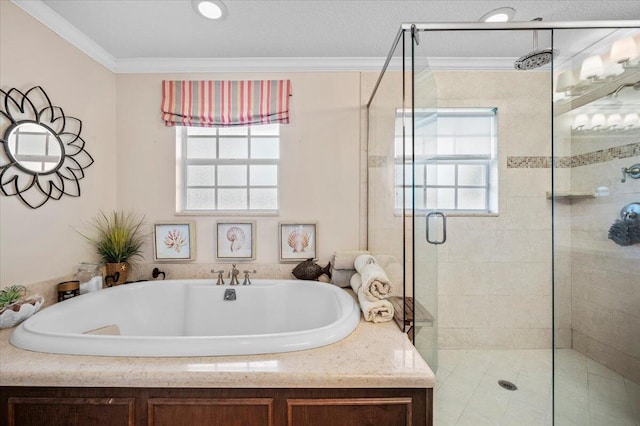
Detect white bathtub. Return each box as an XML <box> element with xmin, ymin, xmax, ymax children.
<box><xmin>10</xmin><ymin>279</ymin><xmax>361</xmax><ymax>357</ymax></box>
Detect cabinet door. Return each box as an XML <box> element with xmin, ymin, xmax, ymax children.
<box><xmin>287</xmin><ymin>397</ymin><xmax>412</xmax><ymax>426</ymax></box>
<box><xmin>8</xmin><ymin>397</ymin><xmax>135</xmax><ymax>426</ymax></box>
<box><xmin>148</xmin><ymin>398</ymin><xmax>274</xmax><ymax>426</ymax></box>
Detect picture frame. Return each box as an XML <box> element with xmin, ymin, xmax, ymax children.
<box><xmin>153</xmin><ymin>222</ymin><xmax>196</xmax><ymax>261</ymax></box>
<box><xmin>216</xmin><ymin>221</ymin><xmax>256</xmax><ymax>260</ymax></box>
<box><xmin>279</xmin><ymin>222</ymin><xmax>318</xmax><ymax>262</ymax></box>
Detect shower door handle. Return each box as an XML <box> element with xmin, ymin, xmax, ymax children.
<box><xmin>426</xmin><ymin>211</ymin><xmax>447</xmax><ymax>245</ymax></box>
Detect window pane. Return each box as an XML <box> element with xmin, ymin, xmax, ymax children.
<box><xmin>186</xmin><ymin>188</ymin><xmax>215</xmax><ymax>209</ymax></box>
<box><xmin>437</xmin><ymin>164</ymin><xmax>455</xmax><ymax>186</ymax></box>
<box><xmin>187</xmin><ymin>127</ymin><xmax>214</xmax><ymax>136</ymax></box>
<box><xmin>218</xmin><ymin>189</ymin><xmax>247</xmax><ymax>209</ymax></box>
<box><xmin>250</xmin><ymin>188</ymin><xmax>277</xmax><ymax>209</ymax></box>
<box><xmin>437</xmin><ymin>188</ymin><xmax>455</xmax><ymax>209</ymax></box>
<box><xmin>426</xmin><ymin>188</ymin><xmax>437</xmax><ymax>209</ymax></box>
<box><xmin>250</xmin><ymin>165</ymin><xmax>277</xmax><ymax>186</ymax></box>
<box><xmin>251</xmin><ymin>124</ymin><xmax>279</xmax><ymax>135</ymax></box>
<box><xmin>458</xmin><ymin>188</ymin><xmax>486</xmax><ymax>210</ymax></box>
<box><xmin>458</xmin><ymin>164</ymin><xmax>486</xmax><ymax>186</ymax></box>
<box><xmin>218</xmin><ymin>165</ymin><xmax>246</xmax><ymax>186</ymax></box>
<box><xmin>455</xmin><ymin>137</ymin><xmax>491</xmax><ymax>155</ymax></box>
<box><xmin>413</xmin><ymin>164</ymin><xmax>425</xmax><ymax>186</ymax></box>
<box><xmin>219</xmin><ymin>126</ymin><xmax>248</xmax><ymax>136</ymax></box>
<box><xmin>426</xmin><ymin>165</ymin><xmax>437</xmax><ymax>185</ymax></box>
<box><xmin>187</xmin><ymin>138</ymin><xmax>216</xmax><ymax>159</ymax></box>
<box><xmin>437</xmin><ymin>137</ymin><xmax>455</xmax><ymax>155</ymax></box>
<box><xmin>251</xmin><ymin>138</ymin><xmax>279</xmax><ymax>159</ymax></box>
<box><xmin>459</xmin><ymin>117</ymin><xmax>491</xmax><ymax>135</ymax></box>
<box><xmin>219</xmin><ymin>138</ymin><xmax>248</xmax><ymax>159</ymax></box>
<box><xmin>187</xmin><ymin>165</ymin><xmax>215</xmax><ymax>186</ymax></box>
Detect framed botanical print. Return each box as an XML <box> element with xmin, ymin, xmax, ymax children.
<box><xmin>153</xmin><ymin>222</ymin><xmax>196</xmax><ymax>261</ymax></box>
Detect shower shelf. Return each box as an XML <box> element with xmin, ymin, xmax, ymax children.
<box><xmin>546</xmin><ymin>191</ymin><xmax>595</xmax><ymax>200</ymax></box>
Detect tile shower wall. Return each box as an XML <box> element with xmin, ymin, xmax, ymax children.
<box><xmin>567</xmin><ymin>135</ymin><xmax>640</xmax><ymax>383</ymax></box>
<box><xmin>433</xmin><ymin>71</ymin><xmax>554</xmax><ymax>350</ymax></box>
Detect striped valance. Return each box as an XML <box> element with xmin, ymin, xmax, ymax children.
<box><xmin>161</xmin><ymin>80</ymin><xmax>291</xmax><ymax>127</ymax></box>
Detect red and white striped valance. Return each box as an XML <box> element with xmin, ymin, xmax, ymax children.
<box><xmin>161</xmin><ymin>80</ymin><xmax>291</xmax><ymax>127</ymax></box>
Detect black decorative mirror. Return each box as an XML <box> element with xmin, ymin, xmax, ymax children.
<box><xmin>0</xmin><ymin>86</ymin><xmax>93</xmax><ymax>208</ymax></box>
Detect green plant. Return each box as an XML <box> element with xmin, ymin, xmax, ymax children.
<box><xmin>79</xmin><ymin>211</ymin><xmax>147</xmax><ymax>265</ymax></box>
<box><xmin>0</xmin><ymin>285</ymin><xmax>27</xmax><ymax>310</ymax></box>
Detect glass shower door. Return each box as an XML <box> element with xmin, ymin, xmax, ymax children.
<box><xmin>409</xmin><ymin>27</ymin><xmax>440</xmax><ymax>371</ymax></box>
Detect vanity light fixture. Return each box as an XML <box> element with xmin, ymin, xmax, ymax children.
<box><xmin>572</xmin><ymin>114</ymin><xmax>589</xmax><ymax>130</ymax></box>
<box><xmin>480</xmin><ymin>7</ymin><xmax>515</xmax><ymax>22</ymax></box>
<box><xmin>624</xmin><ymin>112</ymin><xmax>639</xmax><ymax>128</ymax></box>
<box><xmin>192</xmin><ymin>0</ymin><xmax>228</xmax><ymax>20</ymax></box>
<box><xmin>579</xmin><ymin>55</ymin><xmax>604</xmax><ymax>81</ymax></box>
<box><xmin>555</xmin><ymin>70</ymin><xmax>576</xmax><ymax>93</ymax></box>
<box><xmin>607</xmin><ymin>113</ymin><xmax>623</xmax><ymax>129</ymax></box>
<box><xmin>590</xmin><ymin>113</ymin><xmax>606</xmax><ymax>130</ymax></box>
<box><xmin>610</xmin><ymin>37</ymin><xmax>639</xmax><ymax>65</ymax></box>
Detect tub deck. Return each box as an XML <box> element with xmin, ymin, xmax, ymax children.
<box><xmin>0</xmin><ymin>317</ymin><xmax>434</xmax><ymax>389</ymax></box>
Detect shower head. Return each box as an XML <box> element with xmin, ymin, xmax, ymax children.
<box><xmin>514</xmin><ymin>18</ymin><xmax>556</xmax><ymax>70</ymax></box>
<box><xmin>514</xmin><ymin>48</ymin><xmax>555</xmax><ymax>70</ymax></box>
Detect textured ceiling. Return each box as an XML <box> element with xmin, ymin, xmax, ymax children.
<box><xmin>36</xmin><ymin>0</ymin><xmax>640</xmax><ymax>59</ymax></box>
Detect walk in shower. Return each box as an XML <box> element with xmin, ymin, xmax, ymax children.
<box><xmin>367</xmin><ymin>21</ymin><xmax>640</xmax><ymax>425</ymax></box>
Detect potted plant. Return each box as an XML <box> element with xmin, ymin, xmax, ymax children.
<box><xmin>79</xmin><ymin>211</ymin><xmax>147</xmax><ymax>286</ymax></box>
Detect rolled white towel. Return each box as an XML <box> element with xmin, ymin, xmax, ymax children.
<box><xmin>373</xmin><ymin>254</ymin><xmax>403</xmax><ymax>297</ymax></box>
<box><xmin>351</xmin><ymin>273</ymin><xmax>393</xmax><ymax>323</ymax></box>
<box><xmin>333</xmin><ymin>250</ymin><xmax>369</xmax><ymax>270</ymax></box>
<box><xmin>350</xmin><ymin>272</ymin><xmax>363</xmax><ymax>293</ymax></box>
<box><xmin>360</xmin><ymin>263</ymin><xmax>392</xmax><ymax>301</ymax></box>
<box><xmin>357</xmin><ymin>281</ymin><xmax>394</xmax><ymax>323</ymax></box>
<box><xmin>354</xmin><ymin>254</ymin><xmax>377</xmax><ymax>273</ymax></box>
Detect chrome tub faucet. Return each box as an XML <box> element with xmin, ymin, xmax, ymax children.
<box><xmin>243</xmin><ymin>270</ymin><xmax>257</xmax><ymax>285</ymax></box>
<box><xmin>211</xmin><ymin>269</ymin><xmax>225</xmax><ymax>285</ymax></box>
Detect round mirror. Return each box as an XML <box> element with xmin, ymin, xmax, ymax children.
<box><xmin>4</xmin><ymin>122</ymin><xmax>63</xmax><ymax>173</ymax></box>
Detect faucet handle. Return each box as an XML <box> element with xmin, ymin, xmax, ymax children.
<box><xmin>242</xmin><ymin>270</ymin><xmax>257</xmax><ymax>285</ymax></box>
<box><xmin>211</xmin><ymin>269</ymin><xmax>225</xmax><ymax>285</ymax></box>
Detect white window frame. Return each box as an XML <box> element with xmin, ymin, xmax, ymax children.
<box><xmin>395</xmin><ymin>107</ymin><xmax>498</xmax><ymax>214</ymax></box>
<box><xmin>176</xmin><ymin>125</ymin><xmax>279</xmax><ymax>214</ymax></box>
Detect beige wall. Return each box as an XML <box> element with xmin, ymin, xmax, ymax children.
<box><xmin>115</xmin><ymin>72</ymin><xmax>362</xmax><ymax>270</ymax></box>
<box><xmin>0</xmin><ymin>1</ymin><xmax>117</xmax><ymax>286</ymax></box>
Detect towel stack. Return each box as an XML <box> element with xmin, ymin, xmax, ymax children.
<box><xmin>330</xmin><ymin>250</ymin><xmax>370</xmax><ymax>288</ymax></box>
<box><xmin>351</xmin><ymin>254</ymin><xmax>397</xmax><ymax>323</ymax></box>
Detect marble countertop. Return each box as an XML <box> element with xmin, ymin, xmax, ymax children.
<box><xmin>0</xmin><ymin>319</ymin><xmax>434</xmax><ymax>389</ymax></box>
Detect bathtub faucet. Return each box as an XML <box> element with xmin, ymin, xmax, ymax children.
<box><xmin>229</xmin><ymin>264</ymin><xmax>240</xmax><ymax>285</ymax></box>
<box><xmin>243</xmin><ymin>270</ymin><xmax>257</xmax><ymax>285</ymax></box>
<box><xmin>211</xmin><ymin>269</ymin><xmax>225</xmax><ymax>285</ymax></box>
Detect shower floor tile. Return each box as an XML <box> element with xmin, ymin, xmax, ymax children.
<box><xmin>434</xmin><ymin>349</ymin><xmax>639</xmax><ymax>426</ymax></box>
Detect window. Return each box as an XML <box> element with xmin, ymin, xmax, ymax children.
<box><xmin>395</xmin><ymin>108</ymin><xmax>498</xmax><ymax>213</ymax></box>
<box><xmin>177</xmin><ymin>124</ymin><xmax>279</xmax><ymax>212</ymax></box>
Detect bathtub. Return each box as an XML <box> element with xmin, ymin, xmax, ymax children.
<box><xmin>10</xmin><ymin>279</ymin><xmax>361</xmax><ymax>357</ymax></box>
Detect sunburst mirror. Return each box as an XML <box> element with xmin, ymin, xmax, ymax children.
<box><xmin>0</xmin><ymin>86</ymin><xmax>94</xmax><ymax>209</ymax></box>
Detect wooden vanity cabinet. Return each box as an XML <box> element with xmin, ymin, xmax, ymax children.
<box><xmin>1</xmin><ymin>387</ymin><xmax>432</xmax><ymax>426</ymax></box>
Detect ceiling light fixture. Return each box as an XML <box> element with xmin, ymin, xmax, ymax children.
<box><xmin>192</xmin><ymin>0</ymin><xmax>228</xmax><ymax>20</ymax></box>
<box><xmin>480</xmin><ymin>7</ymin><xmax>515</xmax><ymax>22</ymax></box>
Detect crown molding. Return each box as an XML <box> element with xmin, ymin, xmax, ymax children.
<box><xmin>12</xmin><ymin>0</ymin><xmax>521</xmax><ymax>74</ymax></box>
<box><xmin>113</xmin><ymin>56</ymin><xmax>519</xmax><ymax>73</ymax></box>
<box><xmin>11</xmin><ymin>0</ymin><xmax>117</xmax><ymax>71</ymax></box>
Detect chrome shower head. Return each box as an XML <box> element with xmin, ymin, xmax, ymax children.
<box><xmin>514</xmin><ymin>48</ymin><xmax>555</xmax><ymax>70</ymax></box>
<box><xmin>514</xmin><ymin>18</ymin><xmax>556</xmax><ymax>70</ymax></box>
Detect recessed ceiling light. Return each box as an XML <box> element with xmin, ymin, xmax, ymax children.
<box><xmin>192</xmin><ymin>0</ymin><xmax>228</xmax><ymax>20</ymax></box>
<box><xmin>480</xmin><ymin>7</ymin><xmax>516</xmax><ymax>22</ymax></box>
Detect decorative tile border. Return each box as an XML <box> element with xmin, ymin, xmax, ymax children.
<box><xmin>507</xmin><ymin>142</ymin><xmax>640</xmax><ymax>169</ymax></box>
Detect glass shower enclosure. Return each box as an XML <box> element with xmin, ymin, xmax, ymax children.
<box><xmin>367</xmin><ymin>21</ymin><xmax>639</xmax><ymax>425</ymax></box>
